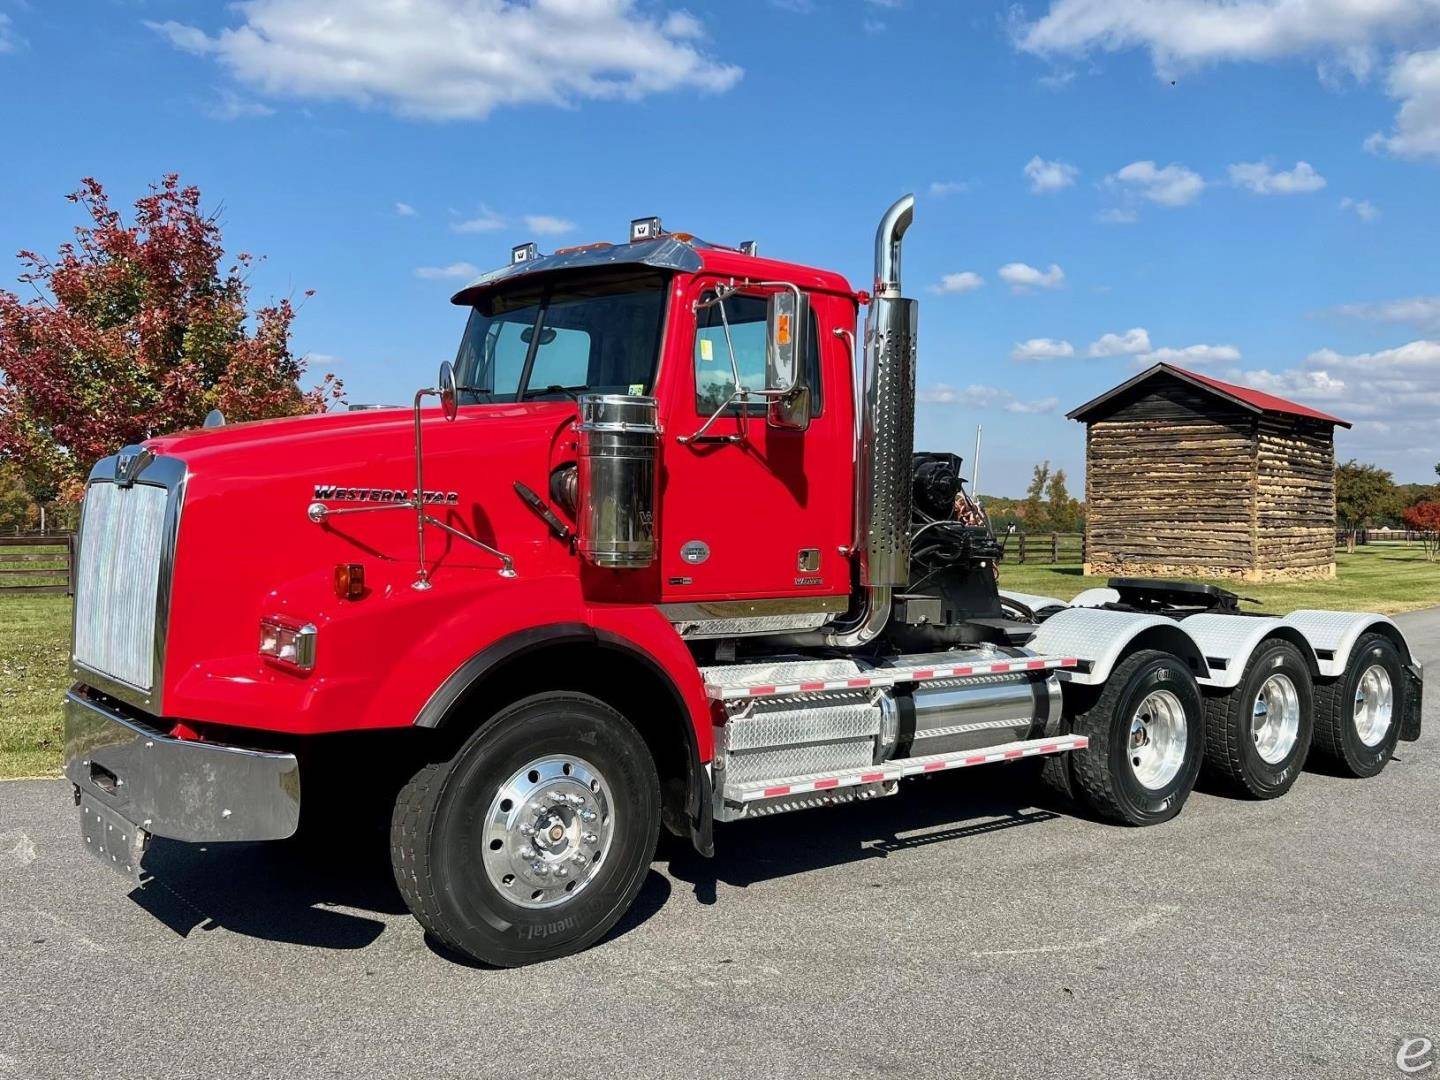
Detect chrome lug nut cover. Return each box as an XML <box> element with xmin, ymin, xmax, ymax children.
<box><xmin>483</xmin><ymin>755</ymin><xmax>615</xmax><ymax>909</ymax></box>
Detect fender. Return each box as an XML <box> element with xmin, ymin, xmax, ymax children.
<box><xmin>1027</xmin><ymin>606</ymin><xmax>1210</xmax><ymax>686</ymax></box>
<box><xmin>413</xmin><ymin>619</ymin><xmax>715</xmax><ymax>856</ymax></box>
<box><xmin>998</xmin><ymin>588</ymin><xmax>1068</xmax><ymax>614</ymax></box>
<box><xmin>1068</xmin><ymin>587</ymin><xmax>1121</xmax><ymax>609</ymax></box>
<box><xmin>1282</xmin><ymin>610</ymin><xmax>1411</xmax><ymax>678</ymax></box>
<box><xmin>1181</xmin><ymin>614</ymin><xmax>1321</xmax><ymax>690</ymax></box>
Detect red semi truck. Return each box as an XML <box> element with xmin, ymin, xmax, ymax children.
<box><xmin>66</xmin><ymin>197</ymin><xmax>1423</xmax><ymax>966</ymax></box>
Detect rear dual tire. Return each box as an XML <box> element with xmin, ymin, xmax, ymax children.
<box><xmin>1312</xmin><ymin>632</ymin><xmax>1406</xmax><ymax>779</ymax></box>
<box><xmin>1068</xmin><ymin>650</ymin><xmax>1205</xmax><ymax>826</ymax></box>
<box><xmin>1202</xmin><ymin>639</ymin><xmax>1314</xmax><ymax>799</ymax></box>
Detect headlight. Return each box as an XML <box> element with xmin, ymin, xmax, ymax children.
<box><xmin>259</xmin><ymin>617</ymin><xmax>317</xmax><ymax>672</ymax></box>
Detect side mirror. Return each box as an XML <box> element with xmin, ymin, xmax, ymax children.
<box><xmin>765</xmin><ymin>288</ymin><xmax>811</xmax><ymax>432</ymax></box>
<box><xmin>437</xmin><ymin>361</ymin><xmax>459</xmax><ymax>421</ymax></box>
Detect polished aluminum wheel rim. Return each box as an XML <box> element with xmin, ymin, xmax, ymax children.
<box><xmin>482</xmin><ymin>755</ymin><xmax>614</xmax><ymax>910</ymax></box>
<box><xmin>1128</xmin><ymin>689</ymin><xmax>1188</xmax><ymax>790</ymax></box>
<box><xmin>1251</xmin><ymin>673</ymin><xmax>1301</xmax><ymax>765</ymax></box>
<box><xmin>1352</xmin><ymin>664</ymin><xmax>1394</xmax><ymax>748</ymax></box>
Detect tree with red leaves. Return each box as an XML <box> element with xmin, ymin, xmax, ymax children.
<box><xmin>0</xmin><ymin>175</ymin><xmax>342</xmax><ymax>505</ymax></box>
<box><xmin>1402</xmin><ymin>501</ymin><xmax>1440</xmax><ymax>561</ymax></box>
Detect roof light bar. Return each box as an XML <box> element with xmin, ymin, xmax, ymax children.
<box><xmin>630</xmin><ymin>216</ymin><xmax>663</xmax><ymax>243</ymax></box>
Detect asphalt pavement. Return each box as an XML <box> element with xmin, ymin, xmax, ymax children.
<box><xmin>3</xmin><ymin>609</ymin><xmax>1438</xmax><ymax>1079</ymax></box>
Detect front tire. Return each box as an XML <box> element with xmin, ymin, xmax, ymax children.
<box><xmin>1312</xmin><ymin>632</ymin><xmax>1406</xmax><ymax>779</ymax></box>
<box><xmin>1070</xmin><ymin>650</ymin><xmax>1204</xmax><ymax>826</ymax></box>
<box><xmin>1202</xmin><ymin>639</ymin><xmax>1314</xmax><ymax>799</ymax></box>
<box><xmin>391</xmin><ymin>692</ymin><xmax>660</xmax><ymax>967</ymax></box>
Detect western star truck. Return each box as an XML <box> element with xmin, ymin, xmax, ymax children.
<box><xmin>65</xmin><ymin>196</ymin><xmax>1424</xmax><ymax>966</ymax></box>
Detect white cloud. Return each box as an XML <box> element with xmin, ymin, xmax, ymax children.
<box><xmin>415</xmin><ymin>262</ymin><xmax>480</xmax><ymax>280</ymax></box>
<box><xmin>1013</xmin><ymin>3</ymin><xmax>1440</xmax><ymax>166</ymax></box>
<box><xmin>929</xmin><ymin>271</ymin><xmax>985</xmax><ymax>295</ymax></box>
<box><xmin>523</xmin><ymin>214</ymin><xmax>576</xmax><ymax>236</ymax></box>
<box><xmin>1023</xmin><ymin>155</ymin><xmax>1079</xmax><ymax>193</ymax></box>
<box><xmin>394</xmin><ymin>201</ymin><xmax>418</xmax><ymax>217</ymax></box>
<box><xmin>452</xmin><ymin>206</ymin><xmax>506</xmax><ymax>233</ymax></box>
<box><xmin>1336</xmin><ymin>294</ymin><xmax>1440</xmax><ymax>332</ymax></box>
<box><xmin>1340</xmin><ymin>196</ymin><xmax>1381</xmax><ymax>221</ymax></box>
<box><xmin>1088</xmin><ymin>327</ymin><xmax>1152</xmax><ymax>357</ymax></box>
<box><xmin>1138</xmin><ymin>343</ymin><xmax>1243</xmax><ymax>366</ymax></box>
<box><xmin>1015</xmin><ymin>0</ymin><xmax>1436</xmax><ymax>72</ymax></box>
<box><xmin>928</xmin><ymin>180</ymin><xmax>970</xmax><ymax>197</ymax></box>
<box><xmin>208</xmin><ymin>90</ymin><xmax>275</xmax><ymax>119</ymax></box>
<box><xmin>1367</xmin><ymin>47</ymin><xmax>1440</xmax><ymax>158</ymax></box>
<box><xmin>919</xmin><ymin>383</ymin><xmax>1060</xmax><ymax>414</ymax></box>
<box><xmin>1229</xmin><ymin>159</ymin><xmax>1327</xmax><ymax>194</ymax></box>
<box><xmin>0</xmin><ymin>13</ymin><xmax>21</xmax><ymax>53</ymax></box>
<box><xmin>1096</xmin><ymin>207</ymin><xmax>1138</xmax><ymax>225</ymax></box>
<box><xmin>998</xmin><ymin>262</ymin><xmax>1066</xmax><ymax>291</ymax></box>
<box><xmin>1007</xmin><ymin>396</ymin><xmax>1062</xmax><ymax>414</ymax></box>
<box><xmin>1107</xmin><ymin>160</ymin><xmax>1205</xmax><ymax>206</ymax></box>
<box><xmin>1011</xmin><ymin>337</ymin><xmax>1075</xmax><ymax>361</ymax></box>
<box><xmin>148</xmin><ymin>0</ymin><xmax>742</xmax><ymax>121</ymax></box>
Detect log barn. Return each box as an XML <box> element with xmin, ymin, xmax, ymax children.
<box><xmin>1068</xmin><ymin>363</ymin><xmax>1350</xmax><ymax>582</ymax></box>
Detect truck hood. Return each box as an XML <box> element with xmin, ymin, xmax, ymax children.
<box><xmin>146</xmin><ymin>401</ymin><xmax>574</xmax><ymax>467</ymax></box>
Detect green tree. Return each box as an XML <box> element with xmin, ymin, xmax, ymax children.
<box><xmin>1045</xmin><ymin>467</ymin><xmax>1081</xmax><ymax>532</ymax></box>
<box><xmin>1021</xmin><ymin>462</ymin><xmax>1051</xmax><ymax>532</ymax></box>
<box><xmin>0</xmin><ymin>176</ymin><xmax>343</xmax><ymax>506</ymax></box>
<box><xmin>0</xmin><ymin>460</ymin><xmax>35</xmax><ymax>533</ymax></box>
<box><xmin>1335</xmin><ymin>460</ymin><xmax>1397</xmax><ymax>552</ymax></box>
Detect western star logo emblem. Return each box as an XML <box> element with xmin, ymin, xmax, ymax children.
<box><xmin>313</xmin><ymin>484</ymin><xmax>459</xmax><ymax>505</ymax></box>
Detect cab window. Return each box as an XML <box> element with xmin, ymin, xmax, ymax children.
<box><xmin>693</xmin><ymin>292</ymin><xmax>822</xmax><ymax>416</ymax></box>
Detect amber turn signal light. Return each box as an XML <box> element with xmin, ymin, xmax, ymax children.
<box><xmin>334</xmin><ymin>562</ymin><xmax>365</xmax><ymax>600</ymax></box>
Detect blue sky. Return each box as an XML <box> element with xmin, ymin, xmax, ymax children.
<box><xmin>2</xmin><ymin>0</ymin><xmax>1438</xmax><ymax>493</ymax></box>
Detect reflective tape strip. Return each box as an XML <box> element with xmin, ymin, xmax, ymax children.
<box><xmin>707</xmin><ymin>656</ymin><xmax>1079</xmax><ymax>701</ymax></box>
<box><xmin>731</xmin><ymin>735</ymin><xmax>1089</xmax><ymax>802</ymax></box>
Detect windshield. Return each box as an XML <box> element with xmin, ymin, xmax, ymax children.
<box><xmin>452</xmin><ymin>270</ymin><xmax>667</xmax><ymax>404</ymax></box>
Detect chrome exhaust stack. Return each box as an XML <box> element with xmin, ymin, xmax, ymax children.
<box><xmin>820</xmin><ymin>194</ymin><xmax>918</xmax><ymax>647</ymax></box>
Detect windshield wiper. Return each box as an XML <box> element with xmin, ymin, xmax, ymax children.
<box><xmin>529</xmin><ymin>384</ymin><xmax>584</xmax><ymax>401</ymax></box>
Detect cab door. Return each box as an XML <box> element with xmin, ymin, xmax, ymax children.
<box><xmin>656</xmin><ymin>275</ymin><xmax>854</xmax><ymax>603</ymax></box>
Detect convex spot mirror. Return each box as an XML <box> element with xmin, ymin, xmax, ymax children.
<box><xmin>765</xmin><ymin>288</ymin><xmax>811</xmax><ymax>432</ymax></box>
<box><xmin>437</xmin><ymin>360</ymin><xmax>459</xmax><ymax>421</ymax></box>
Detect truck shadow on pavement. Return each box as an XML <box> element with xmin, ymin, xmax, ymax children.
<box><xmin>123</xmin><ymin>763</ymin><xmax>1070</xmax><ymax>956</ymax></box>
<box><xmin>667</xmin><ymin>764</ymin><xmax>1068</xmax><ymax>905</ymax></box>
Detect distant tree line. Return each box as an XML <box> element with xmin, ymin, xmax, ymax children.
<box><xmin>980</xmin><ymin>461</ymin><xmax>1084</xmax><ymax>533</ymax></box>
<box><xmin>1336</xmin><ymin>460</ymin><xmax>1440</xmax><ymax>553</ymax></box>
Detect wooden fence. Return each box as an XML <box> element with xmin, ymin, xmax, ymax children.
<box><xmin>1000</xmin><ymin>532</ymin><xmax>1086</xmax><ymax>564</ymax></box>
<box><xmin>0</xmin><ymin>534</ymin><xmax>76</xmax><ymax>597</ymax></box>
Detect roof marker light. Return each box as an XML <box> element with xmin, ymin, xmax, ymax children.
<box><xmin>512</xmin><ymin>242</ymin><xmax>539</xmax><ymax>264</ymax></box>
<box><xmin>630</xmin><ymin>216</ymin><xmax>663</xmax><ymax>243</ymax></box>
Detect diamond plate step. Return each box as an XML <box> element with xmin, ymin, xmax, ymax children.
<box><xmin>704</xmin><ymin>653</ymin><xmax>1078</xmax><ymax>701</ymax></box>
<box><xmin>724</xmin><ymin>734</ymin><xmax>1089</xmax><ymax>803</ymax></box>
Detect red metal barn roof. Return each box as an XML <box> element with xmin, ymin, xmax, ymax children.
<box><xmin>1067</xmin><ymin>363</ymin><xmax>1351</xmax><ymax>428</ymax></box>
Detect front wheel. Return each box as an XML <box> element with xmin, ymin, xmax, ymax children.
<box><xmin>391</xmin><ymin>692</ymin><xmax>660</xmax><ymax>967</ymax></box>
<box><xmin>1069</xmin><ymin>649</ymin><xmax>1205</xmax><ymax>826</ymax></box>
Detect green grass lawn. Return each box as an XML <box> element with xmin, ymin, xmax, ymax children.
<box><xmin>1000</xmin><ymin>543</ymin><xmax>1440</xmax><ymax>615</ymax></box>
<box><xmin>0</xmin><ymin>593</ymin><xmax>70</xmax><ymax>779</ymax></box>
<box><xmin>0</xmin><ymin>543</ymin><xmax>1435</xmax><ymax>780</ymax></box>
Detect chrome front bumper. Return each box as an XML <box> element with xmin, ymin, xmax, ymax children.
<box><xmin>64</xmin><ymin>686</ymin><xmax>301</xmax><ymax>845</ymax></box>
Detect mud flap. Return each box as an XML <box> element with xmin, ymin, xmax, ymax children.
<box><xmin>1401</xmin><ymin>663</ymin><xmax>1424</xmax><ymax>743</ymax></box>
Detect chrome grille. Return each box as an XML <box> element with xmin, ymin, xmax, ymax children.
<box><xmin>73</xmin><ymin>481</ymin><xmax>169</xmax><ymax>692</ymax></box>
